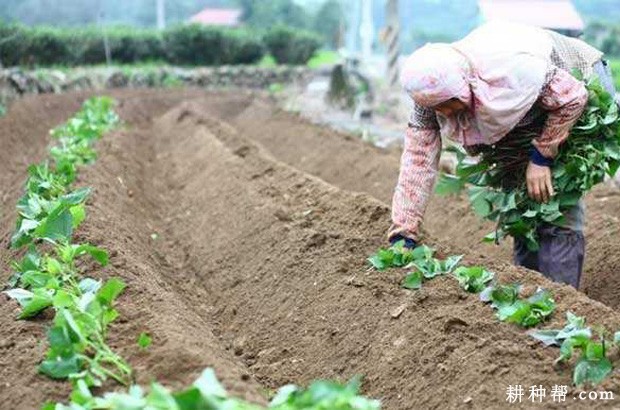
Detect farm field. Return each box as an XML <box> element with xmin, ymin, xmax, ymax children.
<box><xmin>2</xmin><ymin>89</ymin><xmax>620</xmax><ymax>409</ymax></box>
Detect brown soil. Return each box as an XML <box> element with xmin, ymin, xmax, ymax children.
<box><xmin>1</xmin><ymin>89</ymin><xmax>620</xmax><ymax>410</ymax></box>
<box><xmin>218</xmin><ymin>94</ymin><xmax>620</xmax><ymax>309</ymax></box>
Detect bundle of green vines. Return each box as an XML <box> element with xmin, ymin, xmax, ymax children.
<box><xmin>436</xmin><ymin>74</ymin><xmax>620</xmax><ymax>250</ymax></box>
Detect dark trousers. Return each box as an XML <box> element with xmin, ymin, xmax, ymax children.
<box><xmin>513</xmin><ymin>225</ymin><xmax>585</xmax><ymax>288</ymax></box>
<box><xmin>512</xmin><ymin>59</ymin><xmax>615</xmax><ymax>289</ymax></box>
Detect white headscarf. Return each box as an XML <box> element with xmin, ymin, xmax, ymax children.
<box><xmin>400</xmin><ymin>22</ymin><xmax>554</xmax><ymax>145</ymax></box>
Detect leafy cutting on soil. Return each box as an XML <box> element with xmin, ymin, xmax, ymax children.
<box><xmin>270</xmin><ymin>376</ymin><xmax>381</xmax><ymax>410</ymax></box>
<box><xmin>368</xmin><ymin>241</ymin><xmax>462</xmax><ymax>289</ymax></box>
<box><xmin>480</xmin><ymin>284</ymin><xmax>556</xmax><ymax>328</ymax></box>
<box><xmin>530</xmin><ymin>312</ymin><xmax>614</xmax><ymax>386</ymax></box>
<box><xmin>367</xmin><ymin>240</ymin><xmax>417</xmax><ymax>271</ymax></box>
<box><xmin>452</xmin><ymin>266</ymin><xmax>494</xmax><ymax>293</ymax></box>
<box><xmin>436</xmin><ymin>75</ymin><xmax>620</xmax><ymax>250</ymax></box>
<box><xmin>45</xmin><ymin>368</ymin><xmax>381</xmax><ymax>410</ymax></box>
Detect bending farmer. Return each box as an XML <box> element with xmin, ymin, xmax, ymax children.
<box><xmin>388</xmin><ymin>22</ymin><xmax>617</xmax><ymax>289</ymax></box>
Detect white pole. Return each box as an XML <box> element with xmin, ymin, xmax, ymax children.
<box><xmin>97</xmin><ymin>0</ymin><xmax>111</xmax><ymax>65</ymax></box>
<box><xmin>157</xmin><ymin>0</ymin><xmax>166</xmax><ymax>30</ymax></box>
<box><xmin>360</xmin><ymin>0</ymin><xmax>374</xmax><ymax>65</ymax></box>
<box><xmin>386</xmin><ymin>0</ymin><xmax>401</xmax><ymax>87</ymax></box>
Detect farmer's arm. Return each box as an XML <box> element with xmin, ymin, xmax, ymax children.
<box><xmin>532</xmin><ymin>68</ymin><xmax>588</xmax><ymax>160</ymax></box>
<box><xmin>388</xmin><ymin>105</ymin><xmax>441</xmax><ymax>246</ymax></box>
<box><xmin>526</xmin><ymin>68</ymin><xmax>588</xmax><ymax>203</ymax></box>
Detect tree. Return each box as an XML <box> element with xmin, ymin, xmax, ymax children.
<box><xmin>235</xmin><ymin>0</ymin><xmax>309</xmax><ymax>30</ymax></box>
<box><xmin>313</xmin><ymin>0</ymin><xmax>343</xmax><ymax>49</ymax></box>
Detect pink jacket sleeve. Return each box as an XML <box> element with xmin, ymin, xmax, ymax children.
<box><xmin>533</xmin><ymin>68</ymin><xmax>589</xmax><ymax>158</ymax></box>
<box><xmin>388</xmin><ymin>125</ymin><xmax>441</xmax><ymax>241</ymax></box>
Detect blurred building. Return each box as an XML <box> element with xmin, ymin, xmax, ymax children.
<box><xmin>479</xmin><ymin>0</ymin><xmax>585</xmax><ymax>37</ymax></box>
<box><xmin>189</xmin><ymin>8</ymin><xmax>242</xmax><ymax>27</ymax></box>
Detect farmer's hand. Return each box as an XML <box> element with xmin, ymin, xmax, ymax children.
<box><xmin>526</xmin><ymin>161</ymin><xmax>554</xmax><ymax>203</ymax></box>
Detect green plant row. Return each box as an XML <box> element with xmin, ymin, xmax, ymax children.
<box><xmin>0</xmin><ymin>23</ymin><xmax>321</xmax><ymax>67</ymax></box>
<box><xmin>3</xmin><ymin>97</ymin><xmax>133</xmax><ymax>394</ymax></box>
<box><xmin>368</xmin><ymin>241</ymin><xmax>616</xmax><ymax>386</ymax></box>
<box><xmin>3</xmin><ymin>99</ymin><xmax>381</xmax><ymax>409</ymax></box>
<box><xmin>46</xmin><ymin>368</ymin><xmax>380</xmax><ymax>410</ymax></box>
<box><xmin>435</xmin><ymin>74</ymin><xmax>620</xmax><ymax>250</ymax></box>
<box><xmin>530</xmin><ymin>311</ymin><xmax>620</xmax><ymax>386</ymax></box>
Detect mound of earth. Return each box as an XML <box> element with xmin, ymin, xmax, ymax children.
<box><xmin>1</xmin><ymin>90</ymin><xmax>620</xmax><ymax>410</ymax></box>
<box><xmin>215</xmin><ymin>93</ymin><xmax>620</xmax><ymax>310</ymax></box>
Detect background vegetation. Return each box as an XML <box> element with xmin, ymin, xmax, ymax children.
<box><xmin>0</xmin><ymin>23</ymin><xmax>321</xmax><ymax>66</ymax></box>
<box><xmin>0</xmin><ymin>0</ymin><xmax>619</xmax><ymax>77</ymax></box>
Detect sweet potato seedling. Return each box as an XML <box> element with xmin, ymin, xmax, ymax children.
<box><xmin>452</xmin><ymin>266</ymin><xmax>494</xmax><ymax>293</ymax></box>
<box><xmin>530</xmin><ymin>312</ymin><xmax>615</xmax><ymax>386</ymax></box>
<box><xmin>46</xmin><ymin>368</ymin><xmax>380</xmax><ymax>410</ymax></box>
<box><xmin>480</xmin><ymin>284</ymin><xmax>555</xmax><ymax>328</ymax></box>
<box><xmin>367</xmin><ymin>242</ymin><xmax>462</xmax><ymax>289</ymax></box>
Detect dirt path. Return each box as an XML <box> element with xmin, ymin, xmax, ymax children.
<box><xmin>2</xmin><ymin>90</ymin><xmax>620</xmax><ymax>409</ymax></box>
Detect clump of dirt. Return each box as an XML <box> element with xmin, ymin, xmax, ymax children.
<box><xmin>2</xmin><ymin>89</ymin><xmax>620</xmax><ymax>410</ymax></box>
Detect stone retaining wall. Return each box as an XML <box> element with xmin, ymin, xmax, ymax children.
<box><xmin>0</xmin><ymin>65</ymin><xmax>315</xmax><ymax>108</ymax></box>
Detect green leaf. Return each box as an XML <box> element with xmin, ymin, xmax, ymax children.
<box><xmin>62</xmin><ymin>187</ymin><xmax>91</xmax><ymax>205</ymax></box>
<box><xmin>402</xmin><ymin>271</ymin><xmax>422</xmax><ymax>290</ymax></box>
<box><xmin>70</xmin><ymin>205</ymin><xmax>86</xmax><ymax>229</ymax></box>
<box><xmin>102</xmin><ymin>308</ymin><xmax>119</xmax><ymax>326</ymax></box>
<box><xmin>78</xmin><ymin>278</ymin><xmax>101</xmax><ymax>294</ymax></box>
<box><xmin>4</xmin><ymin>288</ymin><xmax>34</xmax><ymax>305</ymax></box>
<box><xmin>74</xmin><ymin>244</ymin><xmax>109</xmax><ymax>266</ymax></box>
<box><xmin>435</xmin><ymin>173</ymin><xmax>464</xmax><ymax>195</ymax></box>
<box><xmin>270</xmin><ymin>384</ymin><xmax>299</xmax><ymax>406</ymax></box>
<box><xmin>441</xmin><ymin>255</ymin><xmax>463</xmax><ymax>273</ymax></box>
<box><xmin>482</xmin><ymin>231</ymin><xmax>501</xmax><ymax>243</ymax></box>
<box><xmin>39</xmin><ymin>354</ymin><xmax>82</xmax><ymax>379</ymax></box>
<box><xmin>529</xmin><ymin>329</ymin><xmax>561</xmax><ymax>346</ymax></box>
<box><xmin>574</xmin><ymin>357</ymin><xmax>612</xmax><ymax>386</ymax></box>
<box><xmin>367</xmin><ymin>254</ymin><xmax>387</xmax><ymax>271</ymax></box>
<box><xmin>173</xmin><ymin>388</ymin><xmax>204</xmax><ymax>410</ymax></box>
<box><xmin>138</xmin><ymin>332</ymin><xmax>152</xmax><ymax>350</ymax></box>
<box><xmin>470</xmin><ymin>195</ymin><xmax>492</xmax><ymax>217</ymax></box>
<box><xmin>69</xmin><ymin>378</ymin><xmax>93</xmax><ymax>405</ymax></box>
<box><xmin>147</xmin><ymin>383</ymin><xmax>179</xmax><ymax>410</ymax></box>
<box><xmin>20</xmin><ymin>271</ymin><xmax>54</xmax><ymax>289</ymax></box>
<box><xmin>193</xmin><ymin>368</ymin><xmax>227</xmax><ymax>398</ymax></box>
<box><xmin>35</xmin><ymin>205</ymin><xmax>73</xmax><ymax>242</ymax></box>
<box><xmin>96</xmin><ymin>278</ymin><xmax>126</xmax><ymax>306</ymax></box>
<box><xmin>483</xmin><ymin>284</ymin><xmax>520</xmax><ymax>307</ymax></box>
<box><xmin>19</xmin><ymin>289</ymin><xmax>53</xmax><ymax>319</ymax></box>
<box><xmin>46</xmin><ymin>258</ymin><xmax>63</xmax><ymax>275</ymax></box>
<box><xmin>411</xmin><ymin>245</ymin><xmax>433</xmax><ymax>261</ymax></box>
<box><xmin>53</xmin><ymin>290</ymin><xmax>74</xmax><ymax>309</ymax></box>
<box><xmin>453</xmin><ymin>266</ymin><xmax>494</xmax><ymax>293</ymax></box>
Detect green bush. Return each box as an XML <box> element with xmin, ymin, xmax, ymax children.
<box><xmin>610</xmin><ymin>59</ymin><xmax>620</xmax><ymax>90</ymax></box>
<box><xmin>0</xmin><ymin>22</ymin><xmax>273</xmax><ymax>67</ymax></box>
<box><xmin>226</xmin><ymin>30</ymin><xmax>265</xmax><ymax>64</ymax></box>
<box><xmin>163</xmin><ymin>24</ymin><xmax>264</xmax><ymax>66</ymax></box>
<box><xmin>0</xmin><ymin>23</ymin><xmax>29</xmax><ymax>66</ymax></box>
<box><xmin>264</xmin><ymin>26</ymin><xmax>321</xmax><ymax>65</ymax></box>
<box><xmin>27</xmin><ymin>27</ymin><xmax>76</xmax><ymax>65</ymax></box>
